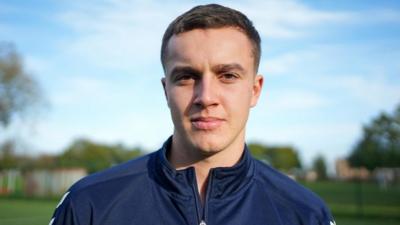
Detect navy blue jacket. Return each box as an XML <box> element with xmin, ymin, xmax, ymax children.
<box><xmin>50</xmin><ymin>138</ymin><xmax>335</xmax><ymax>225</ymax></box>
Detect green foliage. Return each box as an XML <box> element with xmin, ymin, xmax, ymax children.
<box><xmin>0</xmin><ymin>43</ymin><xmax>44</xmax><ymax>127</ymax></box>
<box><xmin>0</xmin><ymin>137</ymin><xmax>143</xmax><ymax>173</ymax></box>
<box><xmin>0</xmin><ymin>140</ymin><xmax>18</xmax><ymax>170</ymax></box>
<box><xmin>58</xmin><ymin>139</ymin><xmax>143</xmax><ymax>173</ymax></box>
<box><xmin>248</xmin><ymin>143</ymin><xmax>302</xmax><ymax>171</ymax></box>
<box><xmin>348</xmin><ymin>104</ymin><xmax>400</xmax><ymax>170</ymax></box>
<box><xmin>0</xmin><ymin>139</ymin><xmax>58</xmax><ymax>171</ymax></box>
<box><xmin>312</xmin><ymin>155</ymin><xmax>327</xmax><ymax>180</ymax></box>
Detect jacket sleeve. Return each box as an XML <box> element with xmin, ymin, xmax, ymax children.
<box><xmin>318</xmin><ymin>203</ymin><xmax>336</xmax><ymax>225</ymax></box>
<box><xmin>49</xmin><ymin>191</ymin><xmax>79</xmax><ymax>225</ymax></box>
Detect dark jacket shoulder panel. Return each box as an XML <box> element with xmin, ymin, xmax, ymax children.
<box><xmin>253</xmin><ymin>159</ymin><xmax>332</xmax><ymax>224</ymax></box>
<box><xmin>70</xmin><ymin>152</ymin><xmax>153</xmax><ymax>193</ymax></box>
<box><xmin>50</xmin><ymin>153</ymin><xmax>156</xmax><ymax>225</ymax></box>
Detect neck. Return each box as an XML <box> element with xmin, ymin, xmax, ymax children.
<box><xmin>168</xmin><ymin>133</ymin><xmax>245</xmax><ymax>204</ymax></box>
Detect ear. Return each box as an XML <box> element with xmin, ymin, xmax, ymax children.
<box><xmin>250</xmin><ymin>74</ymin><xmax>263</xmax><ymax>107</ymax></box>
<box><xmin>161</xmin><ymin>77</ymin><xmax>170</xmax><ymax>106</ymax></box>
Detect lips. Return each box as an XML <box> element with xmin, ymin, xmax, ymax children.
<box><xmin>191</xmin><ymin>117</ymin><xmax>224</xmax><ymax>130</ymax></box>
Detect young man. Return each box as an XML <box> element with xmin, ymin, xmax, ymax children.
<box><xmin>50</xmin><ymin>4</ymin><xmax>335</xmax><ymax>225</ymax></box>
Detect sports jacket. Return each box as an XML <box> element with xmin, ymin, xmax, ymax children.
<box><xmin>50</xmin><ymin>137</ymin><xmax>335</xmax><ymax>225</ymax></box>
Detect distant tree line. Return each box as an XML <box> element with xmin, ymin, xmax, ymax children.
<box><xmin>0</xmin><ymin>139</ymin><xmax>144</xmax><ymax>174</ymax></box>
<box><xmin>0</xmin><ymin>138</ymin><xmax>305</xmax><ymax>174</ymax></box>
<box><xmin>59</xmin><ymin>139</ymin><xmax>142</xmax><ymax>173</ymax></box>
<box><xmin>348</xmin><ymin>104</ymin><xmax>400</xmax><ymax>171</ymax></box>
<box><xmin>248</xmin><ymin>143</ymin><xmax>302</xmax><ymax>172</ymax></box>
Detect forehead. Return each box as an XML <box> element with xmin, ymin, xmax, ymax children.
<box><xmin>164</xmin><ymin>27</ymin><xmax>255</xmax><ymax>74</ymax></box>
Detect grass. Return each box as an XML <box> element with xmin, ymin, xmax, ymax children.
<box><xmin>303</xmin><ymin>181</ymin><xmax>400</xmax><ymax>225</ymax></box>
<box><xmin>0</xmin><ymin>181</ymin><xmax>399</xmax><ymax>225</ymax></box>
<box><xmin>335</xmin><ymin>217</ymin><xmax>400</xmax><ymax>225</ymax></box>
<box><xmin>0</xmin><ymin>198</ymin><xmax>57</xmax><ymax>225</ymax></box>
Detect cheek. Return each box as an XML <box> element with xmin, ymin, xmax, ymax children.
<box><xmin>225</xmin><ymin>86</ymin><xmax>253</xmax><ymax>118</ymax></box>
<box><xmin>168</xmin><ymin>88</ymin><xmax>193</xmax><ymax>117</ymax></box>
<box><xmin>226</xmin><ymin>85</ymin><xmax>253</xmax><ymax>105</ymax></box>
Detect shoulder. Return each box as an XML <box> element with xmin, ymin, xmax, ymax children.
<box><xmin>49</xmin><ymin>152</ymin><xmax>156</xmax><ymax>225</ymax></box>
<box><xmin>70</xmin><ymin>152</ymin><xmax>153</xmax><ymax>193</ymax></box>
<box><xmin>253</xmin><ymin>159</ymin><xmax>334</xmax><ymax>224</ymax></box>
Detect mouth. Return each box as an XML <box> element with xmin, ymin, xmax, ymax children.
<box><xmin>190</xmin><ymin>117</ymin><xmax>224</xmax><ymax>130</ymax></box>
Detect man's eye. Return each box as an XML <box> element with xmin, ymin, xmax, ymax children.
<box><xmin>220</xmin><ymin>73</ymin><xmax>238</xmax><ymax>82</ymax></box>
<box><xmin>180</xmin><ymin>75</ymin><xmax>192</xmax><ymax>80</ymax></box>
<box><xmin>175</xmin><ymin>74</ymin><xmax>195</xmax><ymax>84</ymax></box>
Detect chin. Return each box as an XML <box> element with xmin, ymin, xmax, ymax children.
<box><xmin>195</xmin><ymin>145</ymin><xmax>222</xmax><ymax>156</ymax></box>
<box><xmin>190</xmin><ymin>135</ymin><xmax>227</xmax><ymax>155</ymax></box>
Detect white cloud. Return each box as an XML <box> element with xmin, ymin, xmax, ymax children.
<box><xmin>247</xmin><ymin>114</ymin><xmax>361</xmax><ymax>166</ymax></box>
<box><xmin>50</xmin><ymin>76</ymin><xmax>115</xmax><ymax>106</ymax></box>
<box><xmin>25</xmin><ymin>55</ymin><xmax>51</xmax><ymax>74</ymax></box>
<box><xmin>326</xmin><ymin>74</ymin><xmax>400</xmax><ymax>109</ymax></box>
<box><xmin>260</xmin><ymin>41</ymin><xmax>400</xmax><ymax>112</ymax></box>
<box><xmin>262</xmin><ymin>51</ymin><xmax>318</xmax><ymax>76</ymax></box>
<box><xmin>234</xmin><ymin>0</ymin><xmax>354</xmax><ymax>39</ymax></box>
<box><xmin>30</xmin><ymin>107</ymin><xmax>172</xmax><ymax>153</ymax></box>
<box><xmin>266</xmin><ymin>89</ymin><xmax>327</xmax><ymax>111</ymax></box>
<box><xmin>51</xmin><ymin>0</ymin><xmax>400</xmax><ymax>72</ymax></box>
<box><xmin>56</xmin><ymin>1</ymin><xmax>191</xmax><ymax>70</ymax></box>
<box><xmin>52</xmin><ymin>0</ymin><xmax>362</xmax><ymax>70</ymax></box>
<box><xmin>350</xmin><ymin>9</ymin><xmax>400</xmax><ymax>24</ymax></box>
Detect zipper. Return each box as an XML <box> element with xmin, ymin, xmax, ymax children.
<box><xmin>202</xmin><ymin>169</ymin><xmax>214</xmax><ymax>224</ymax></box>
<box><xmin>192</xmin><ymin>169</ymin><xmax>215</xmax><ymax>225</ymax></box>
<box><xmin>191</xmin><ymin>169</ymin><xmax>202</xmax><ymax>225</ymax></box>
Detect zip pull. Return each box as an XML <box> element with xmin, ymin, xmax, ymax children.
<box><xmin>199</xmin><ymin>220</ymin><xmax>207</xmax><ymax>225</ymax></box>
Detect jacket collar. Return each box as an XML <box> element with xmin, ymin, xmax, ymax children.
<box><xmin>151</xmin><ymin>137</ymin><xmax>255</xmax><ymax>199</ymax></box>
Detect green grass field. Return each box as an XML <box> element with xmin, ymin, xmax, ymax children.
<box><xmin>303</xmin><ymin>181</ymin><xmax>400</xmax><ymax>225</ymax></box>
<box><xmin>0</xmin><ymin>198</ymin><xmax>56</xmax><ymax>225</ymax></box>
<box><xmin>0</xmin><ymin>181</ymin><xmax>399</xmax><ymax>225</ymax></box>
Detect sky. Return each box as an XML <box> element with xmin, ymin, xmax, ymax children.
<box><xmin>1</xmin><ymin>0</ymin><xmax>400</xmax><ymax>170</ymax></box>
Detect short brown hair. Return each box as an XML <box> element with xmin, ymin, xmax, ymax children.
<box><xmin>161</xmin><ymin>4</ymin><xmax>261</xmax><ymax>72</ymax></box>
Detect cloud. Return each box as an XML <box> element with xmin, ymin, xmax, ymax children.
<box><xmin>326</xmin><ymin>74</ymin><xmax>400</xmax><ymax>109</ymax></box>
<box><xmin>351</xmin><ymin>9</ymin><xmax>400</xmax><ymax>24</ymax></box>
<box><xmin>25</xmin><ymin>55</ymin><xmax>51</xmax><ymax>74</ymax></box>
<box><xmin>266</xmin><ymin>89</ymin><xmax>327</xmax><ymax>111</ymax></box>
<box><xmin>51</xmin><ymin>76</ymin><xmax>129</xmax><ymax>110</ymax></box>
<box><xmin>51</xmin><ymin>0</ymin><xmax>400</xmax><ymax>72</ymax></box>
<box><xmin>262</xmin><ymin>51</ymin><xmax>318</xmax><ymax>76</ymax></box>
<box><xmin>52</xmin><ymin>0</ymin><xmax>363</xmax><ymax>70</ymax></box>
<box><xmin>55</xmin><ymin>1</ymin><xmax>192</xmax><ymax>70</ymax></box>
<box><xmin>235</xmin><ymin>0</ymin><xmax>354</xmax><ymax>38</ymax></box>
<box><xmin>247</xmin><ymin>120</ymin><xmax>361</xmax><ymax>166</ymax></box>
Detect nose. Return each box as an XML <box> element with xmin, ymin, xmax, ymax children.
<box><xmin>193</xmin><ymin>75</ymin><xmax>218</xmax><ymax>108</ymax></box>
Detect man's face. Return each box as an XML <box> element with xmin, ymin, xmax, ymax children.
<box><xmin>162</xmin><ymin>27</ymin><xmax>263</xmax><ymax>155</ymax></box>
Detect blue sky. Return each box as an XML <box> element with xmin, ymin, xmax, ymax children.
<box><xmin>1</xmin><ymin>0</ymin><xmax>400</xmax><ymax>170</ymax></box>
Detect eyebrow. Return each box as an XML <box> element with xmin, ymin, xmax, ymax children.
<box><xmin>168</xmin><ymin>63</ymin><xmax>246</xmax><ymax>79</ymax></box>
<box><xmin>168</xmin><ymin>66</ymin><xmax>201</xmax><ymax>79</ymax></box>
<box><xmin>212</xmin><ymin>63</ymin><xmax>245</xmax><ymax>74</ymax></box>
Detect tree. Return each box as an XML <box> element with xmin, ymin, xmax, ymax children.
<box><xmin>58</xmin><ymin>138</ymin><xmax>143</xmax><ymax>173</ymax></box>
<box><xmin>0</xmin><ymin>42</ymin><xmax>44</xmax><ymax>128</ymax></box>
<box><xmin>248</xmin><ymin>143</ymin><xmax>302</xmax><ymax>171</ymax></box>
<box><xmin>348</xmin><ymin>104</ymin><xmax>400</xmax><ymax>171</ymax></box>
<box><xmin>0</xmin><ymin>139</ymin><xmax>18</xmax><ymax>170</ymax></box>
<box><xmin>312</xmin><ymin>155</ymin><xmax>327</xmax><ymax>180</ymax></box>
